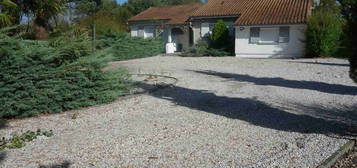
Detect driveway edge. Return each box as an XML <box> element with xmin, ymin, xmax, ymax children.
<box><xmin>317</xmin><ymin>138</ymin><xmax>356</xmax><ymax>168</ymax></box>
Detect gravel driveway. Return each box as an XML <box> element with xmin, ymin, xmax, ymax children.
<box><xmin>1</xmin><ymin>56</ymin><xmax>356</xmax><ymax>167</ymax></box>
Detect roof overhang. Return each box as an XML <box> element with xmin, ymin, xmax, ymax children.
<box><xmin>188</xmin><ymin>14</ymin><xmax>240</xmax><ymax>21</ymax></box>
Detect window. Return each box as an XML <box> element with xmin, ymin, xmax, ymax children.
<box><xmin>260</xmin><ymin>27</ymin><xmax>279</xmax><ymax>43</ymax></box>
<box><xmin>144</xmin><ymin>26</ymin><xmax>155</xmax><ymax>38</ymax></box>
<box><xmin>131</xmin><ymin>26</ymin><xmax>138</xmax><ymax>37</ymax></box>
<box><xmin>201</xmin><ymin>23</ymin><xmax>210</xmax><ymax>37</ymax></box>
<box><xmin>138</xmin><ymin>26</ymin><xmax>144</xmax><ymax>37</ymax></box>
<box><xmin>201</xmin><ymin>23</ymin><xmax>216</xmax><ymax>37</ymax></box>
<box><xmin>279</xmin><ymin>27</ymin><xmax>290</xmax><ymax>43</ymax></box>
<box><xmin>249</xmin><ymin>26</ymin><xmax>290</xmax><ymax>44</ymax></box>
<box><xmin>250</xmin><ymin>27</ymin><xmax>260</xmax><ymax>43</ymax></box>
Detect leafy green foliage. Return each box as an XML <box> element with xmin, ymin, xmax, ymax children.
<box><xmin>96</xmin><ymin>32</ymin><xmax>164</xmax><ymax>61</ymax></box>
<box><xmin>184</xmin><ymin>20</ymin><xmax>233</xmax><ymax>57</ymax></box>
<box><xmin>0</xmin><ymin>0</ymin><xmax>17</xmax><ymax>27</ymax></box>
<box><xmin>0</xmin><ymin>129</ymin><xmax>53</xmax><ymax>150</ymax></box>
<box><xmin>165</xmin><ymin>0</ymin><xmax>201</xmax><ymax>6</ymax></box>
<box><xmin>210</xmin><ymin>19</ymin><xmax>229</xmax><ymax>49</ymax></box>
<box><xmin>123</xmin><ymin>0</ymin><xmax>164</xmax><ymax>15</ymax></box>
<box><xmin>306</xmin><ymin>0</ymin><xmax>344</xmax><ymax>57</ymax></box>
<box><xmin>184</xmin><ymin>40</ymin><xmax>231</xmax><ymax>57</ymax></box>
<box><xmin>0</xmin><ymin>31</ymin><xmax>132</xmax><ymax>118</ymax></box>
<box><xmin>123</xmin><ymin>0</ymin><xmax>201</xmax><ymax>16</ymax></box>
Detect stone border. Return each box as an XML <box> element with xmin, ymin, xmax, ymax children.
<box><xmin>317</xmin><ymin>139</ymin><xmax>356</xmax><ymax>168</ymax></box>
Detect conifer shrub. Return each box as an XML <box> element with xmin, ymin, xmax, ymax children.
<box><xmin>0</xmin><ymin>32</ymin><xmax>132</xmax><ymax>118</ymax></box>
<box><xmin>97</xmin><ymin>32</ymin><xmax>164</xmax><ymax>61</ymax></box>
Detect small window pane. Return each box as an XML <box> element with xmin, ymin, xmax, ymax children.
<box><xmin>250</xmin><ymin>27</ymin><xmax>260</xmax><ymax>43</ymax></box>
<box><xmin>260</xmin><ymin>27</ymin><xmax>279</xmax><ymax>43</ymax></box>
<box><xmin>279</xmin><ymin>27</ymin><xmax>290</xmax><ymax>43</ymax></box>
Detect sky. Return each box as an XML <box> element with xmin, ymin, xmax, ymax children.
<box><xmin>116</xmin><ymin>0</ymin><xmax>127</xmax><ymax>4</ymax></box>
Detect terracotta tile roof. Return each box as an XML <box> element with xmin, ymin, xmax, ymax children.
<box><xmin>191</xmin><ymin>0</ymin><xmax>250</xmax><ymax>17</ymax></box>
<box><xmin>191</xmin><ymin>0</ymin><xmax>312</xmax><ymax>25</ymax></box>
<box><xmin>237</xmin><ymin>0</ymin><xmax>312</xmax><ymax>25</ymax></box>
<box><xmin>128</xmin><ymin>3</ymin><xmax>202</xmax><ymax>25</ymax></box>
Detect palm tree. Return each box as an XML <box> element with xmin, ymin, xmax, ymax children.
<box><xmin>0</xmin><ymin>0</ymin><xmax>17</xmax><ymax>27</ymax></box>
<box><xmin>20</xmin><ymin>0</ymin><xmax>67</xmax><ymax>40</ymax></box>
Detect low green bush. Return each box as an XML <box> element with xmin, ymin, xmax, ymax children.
<box><xmin>96</xmin><ymin>32</ymin><xmax>164</xmax><ymax>61</ymax></box>
<box><xmin>0</xmin><ymin>129</ymin><xmax>53</xmax><ymax>150</ymax></box>
<box><xmin>183</xmin><ymin>40</ymin><xmax>232</xmax><ymax>57</ymax></box>
<box><xmin>0</xmin><ymin>31</ymin><xmax>132</xmax><ymax>118</ymax></box>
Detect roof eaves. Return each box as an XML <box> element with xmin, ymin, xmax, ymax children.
<box><xmin>188</xmin><ymin>14</ymin><xmax>240</xmax><ymax>21</ymax></box>
<box><xmin>235</xmin><ymin>22</ymin><xmax>307</xmax><ymax>26</ymax></box>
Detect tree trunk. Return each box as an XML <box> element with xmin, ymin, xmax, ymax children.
<box><xmin>349</xmin><ymin>4</ymin><xmax>357</xmax><ymax>83</ymax></box>
<box><xmin>350</xmin><ymin>41</ymin><xmax>357</xmax><ymax>83</ymax></box>
<box><xmin>34</xmin><ymin>17</ymin><xmax>49</xmax><ymax>40</ymax></box>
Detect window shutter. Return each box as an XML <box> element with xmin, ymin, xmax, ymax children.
<box><xmin>279</xmin><ymin>27</ymin><xmax>290</xmax><ymax>43</ymax></box>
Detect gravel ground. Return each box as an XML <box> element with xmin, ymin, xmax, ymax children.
<box><xmin>0</xmin><ymin>56</ymin><xmax>356</xmax><ymax>167</ymax></box>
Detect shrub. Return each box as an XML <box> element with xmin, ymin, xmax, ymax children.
<box><xmin>183</xmin><ymin>20</ymin><xmax>234</xmax><ymax>57</ymax></box>
<box><xmin>306</xmin><ymin>6</ymin><xmax>344</xmax><ymax>57</ymax></box>
<box><xmin>0</xmin><ymin>31</ymin><xmax>132</xmax><ymax>118</ymax></box>
<box><xmin>210</xmin><ymin>19</ymin><xmax>230</xmax><ymax>49</ymax></box>
<box><xmin>183</xmin><ymin>39</ymin><xmax>231</xmax><ymax>57</ymax></box>
<box><xmin>96</xmin><ymin>32</ymin><xmax>164</xmax><ymax>61</ymax></box>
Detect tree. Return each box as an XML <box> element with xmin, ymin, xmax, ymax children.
<box><xmin>19</xmin><ymin>0</ymin><xmax>67</xmax><ymax>40</ymax></box>
<box><xmin>73</xmin><ymin>0</ymin><xmax>101</xmax><ymax>17</ymax></box>
<box><xmin>0</xmin><ymin>0</ymin><xmax>17</xmax><ymax>27</ymax></box>
<box><xmin>123</xmin><ymin>0</ymin><xmax>163</xmax><ymax>15</ymax></box>
<box><xmin>75</xmin><ymin>0</ymin><xmax>132</xmax><ymax>34</ymax></box>
<box><xmin>165</xmin><ymin>0</ymin><xmax>201</xmax><ymax>5</ymax></box>
<box><xmin>210</xmin><ymin>19</ymin><xmax>229</xmax><ymax>49</ymax></box>
<box><xmin>339</xmin><ymin>0</ymin><xmax>357</xmax><ymax>83</ymax></box>
<box><xmin>306</xmin><ymin>0</ymin><xmax>344</xmax><ymax>57</ymax></box>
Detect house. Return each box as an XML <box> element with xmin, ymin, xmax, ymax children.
<box><xmin>128</xmin><ymin>0</ymin><xmax>314</xmax><ymax>58</ymax></box>
<box><xmin>128</xmin><ymin>4</ymin><xmax>202</xmax><ymax>53</ymax></box>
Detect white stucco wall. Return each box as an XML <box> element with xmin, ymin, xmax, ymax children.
<box><xmin>192</xmin><ymin>22</ymin><xmax>201</xmax><ymax>44</ymax></box>
<box><xmin>235</xmin><ymin>24</ymin><xmax>307</xmax><ymax>58</ymax></box>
